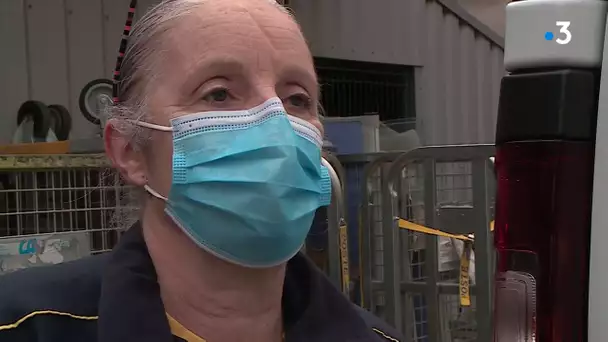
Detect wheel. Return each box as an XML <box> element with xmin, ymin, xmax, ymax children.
<box><xmin>16</xmin><ymin>100</ymin><xmax>52</xmax><ymax>141</ymax></box>
<box><xmin>48</xmin><ymin>104</ymin><xmax>72</xmax><ymax>141</ymax></box>
<box><xmin>79</xmin><ymin>79</ymin><xmax>113</xmax><ymax>125</ymax></box>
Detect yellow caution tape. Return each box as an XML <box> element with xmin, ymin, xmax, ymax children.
<box><xmin>459</xmin><ymin>241</ymin><xmax>473</xmax><ymax>307</ymax></box>
<box><xmin>397</xmin><ymin>218</ymin><xmax>497</xmax><ymax>308</ymax></box>
<box><xmin>338</xmin><ymin>224</ymin><xmax>350</xmax><ymax>295</ymax></box>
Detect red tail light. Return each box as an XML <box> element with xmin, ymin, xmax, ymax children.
<box><xmin>493</xmin><ymin>70</ymin><xmax>599</xmax><ymax>341</ymax></box>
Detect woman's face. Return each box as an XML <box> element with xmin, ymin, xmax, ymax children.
<box><xmin>139</xmin><ymin>0</ymin><xmax>320</xmax><ymax>197</ymax></box>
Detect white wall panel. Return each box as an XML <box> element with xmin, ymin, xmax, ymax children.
<box><xmin>0</xmin><ymin>0</ymin><xmax>29</xmax><ymax>142</ymax></box>
<box><xmin>26</xmin><ymin>0</ymin><xmax>70</xmax><ymax>109</ymax></box>
<box><xmin>66</xmin><ymin>0</ymin><xmax>105</xmax><ymax>139</ymax></box>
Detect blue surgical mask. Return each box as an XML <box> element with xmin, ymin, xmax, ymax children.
<box><xmin>137</xmin><ymin>98</ymin><xmax>332</xmax><ymax>268</ymax></box>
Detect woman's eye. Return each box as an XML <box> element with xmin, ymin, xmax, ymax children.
<box><xmin>203</xmin><ymin>88</ymin><xmax>229</xmax><ymax>103</ymax></box>
<box><xmin>286</xmin><ymin>93</ymin><xmax>312</xmax><ymax>109</ymax></box>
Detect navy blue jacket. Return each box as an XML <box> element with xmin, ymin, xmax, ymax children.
<box><xmin>0</xmin><ymin>223</ymin><xmax>402</xmax><ymax>341</ymax></box>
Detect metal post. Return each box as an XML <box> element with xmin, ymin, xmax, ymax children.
<box><xmin>422</xmin><ymin>159</ymin><xmax>441</xmax><ymax>342</ymax></box>
<box><xmin>471</xmin><ymin>159</ymin><xmax>493</xmax><ymax>342</ymax></box>
<box><xmin>381</xmin><ymin>164</ymin><xmax>404</xmax><ymax>330</ymax></box>
<box><xmin>321</xmin><ymin>157</ymin><xmax>351</xmax><ymax>296</ymax></box>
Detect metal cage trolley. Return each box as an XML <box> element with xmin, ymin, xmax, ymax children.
<box><xmin>0</xmin><ymin>154</ymin><xmax>132</xmax><ymax>274</ymax></box>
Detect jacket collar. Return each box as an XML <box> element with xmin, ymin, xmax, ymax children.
<box><xmin>97</xmin><ymin>223</ymin><xmax>374</xmax><ymax>342</ymax></box>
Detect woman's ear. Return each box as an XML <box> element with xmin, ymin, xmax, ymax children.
<box><xmin>104</xmin><ymin>119</ymin><xmax>148</xmax><ymax>186</ymax></box>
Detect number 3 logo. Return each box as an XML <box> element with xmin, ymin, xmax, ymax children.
<box><xmin>556</xmin><ymin>21</ymin><xmax>572</xmax><ymax>45</ymax></box>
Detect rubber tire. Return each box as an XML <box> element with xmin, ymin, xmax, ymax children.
<box><xmin>16</xmin><ymin>100</ymin><xmax>52</xmax><ymax>141</ymax></box>
<box><xmin>48</xmin><ymin>105</ymin><xmax>66</xmax><ymax>140</ymax></box>
<box><xmin>48</xmin><ymin>104</ymin><xmax>72</xmax><ymax>141</ymax></box>
<box><xmin>79</xmin><ymin>78</ymin><xmax>113</xmax><ymax>125</ymax></box>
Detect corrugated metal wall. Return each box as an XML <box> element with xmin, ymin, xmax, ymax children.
<box><xmin>291</xmin><ymin>0</ymin><xmax>504</xmax><ymax>145</ymax></box>
<box><xmin>419</xmin><ymin>0</ymin><xmax>504</xmax><ymax>145</ymax></box>
<box><xmin>0</xmin><ymin>0</ymin><xmax>504</xmax><ymax>145</ymax></box>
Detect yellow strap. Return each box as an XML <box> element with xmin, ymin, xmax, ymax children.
<box><xmin>166</xmin><ymin>313</ymin><xmax>206</xmax><ymax>342</ymax></box>
<box><xmin>0</xmin><ymin>310</ymin><xmax>98</xmax><ymax>331</ymax></box>
<box><xmin>167</xmin><ymin>313</ymin><xmax>286</xmax><ymax>342</ymax></box>
<box><xmin>398</xmin><ymin>219</ymin><xmax>473</xmax><ymax>241</ymax></box>
<box><xmin>358</xmin><ymin>213</ymin><xmax>366</xmax><ymax>308</ymax></box>
<box><xmin>459</xmin><ymin>241</ymin><xmax>473</xmax><ymax>307</ymax></box>
<box><xmin>338</xmin><ymin>224</ymin><xmax>350</xmax><ymax>294</ymax></box>
<box><xmin>398</xmin><ymin>219</ymin><xmax>495</xmax><ymax>240</ymax></box>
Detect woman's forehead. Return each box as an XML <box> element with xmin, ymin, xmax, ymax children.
<box><xmin>158</xmin><ymin>0</ymin><xmax>314</xmax><ymax>83</ymax></box>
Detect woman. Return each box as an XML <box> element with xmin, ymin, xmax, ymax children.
<box><xmin>0</xmin><ymin>0</ymin><xmax>403</xmax><ymax>341</ymax></box>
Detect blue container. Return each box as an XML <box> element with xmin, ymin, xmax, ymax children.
<box><xmin>323</xmin><ymin>119</ymin><xmax>377</xmax><ymax>271</ymax></box>
<box><xmin>323</xmin><ymin>121</ymin><xmax>367</xmax><ymax>155</ymax></box>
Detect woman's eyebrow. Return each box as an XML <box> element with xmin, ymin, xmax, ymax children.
<box><xmin>280</xmin><ymin>65</ymin><xmax>318</xmax><ymax>94</ymax></box>
<box><xmin>203</xmin><ymin>56</ymin><xmax>247</xmax><ymax>74</ymax></box>
<box><xmin>180</xmin><ymin>56</ymin><xmax>247</xmax><ymax>93</ymax></box>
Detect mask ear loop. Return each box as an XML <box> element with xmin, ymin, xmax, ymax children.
<box><xmin>128</xmin><ymin>120</ymin><xmax>174</xmax><ymax>132</ymax></box>
<box><xmin>144</xmin><ymin>184</ymin><xmax>168</xmax><ymax>201</ymax></box>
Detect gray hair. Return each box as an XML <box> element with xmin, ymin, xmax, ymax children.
<box><xmin>108</xmin><ymin>0</ymin><xmax>290</xmax><ymax>145</ymax></box>
<box><xmin>107</xmin><ymin>0</ymin><xmax>293</xmax><ymax>227</ymax></box>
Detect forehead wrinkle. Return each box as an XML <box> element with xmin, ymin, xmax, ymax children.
<box><xmin>150</xmin><ymin>0</ymin><xmax>316</xmax><ymax>95</ymax></box>
<box><xmin>243</xmin><ymin>7</ymin><xmax>317</xmax><ymax>86</ymax></box>
<box><xmin>162</xmin><ymin>0</ymin><xmax>301</xmax><ymax>60</ymax></box>
<box><xmin>156</xmin><ymin>18</ymin><xmax>254</xmax><ymax>81</ymax></box>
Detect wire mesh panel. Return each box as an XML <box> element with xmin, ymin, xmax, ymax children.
<box><xmin>352</xmin><ymin>152</ymin><xmax>402</xmax><ymax>316</ymax></box>
<box><xmin>360</xmin><ymin>145</ymin><xmax>495</xmax><ymax>342</ymax></box>
<box><xmin>0</xmin><ymin>155</ymin><xmax>132</xmax><ymax>273</ymax></box>
<box><xmin>334</xmin><ymin>153</ymin><xmax>394</xmax><ymax>307</ymax></box>
<box><xmin>435</xmin><ymin>162</ymin><xmax>475</xmax><ymax>342</ymax></box>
